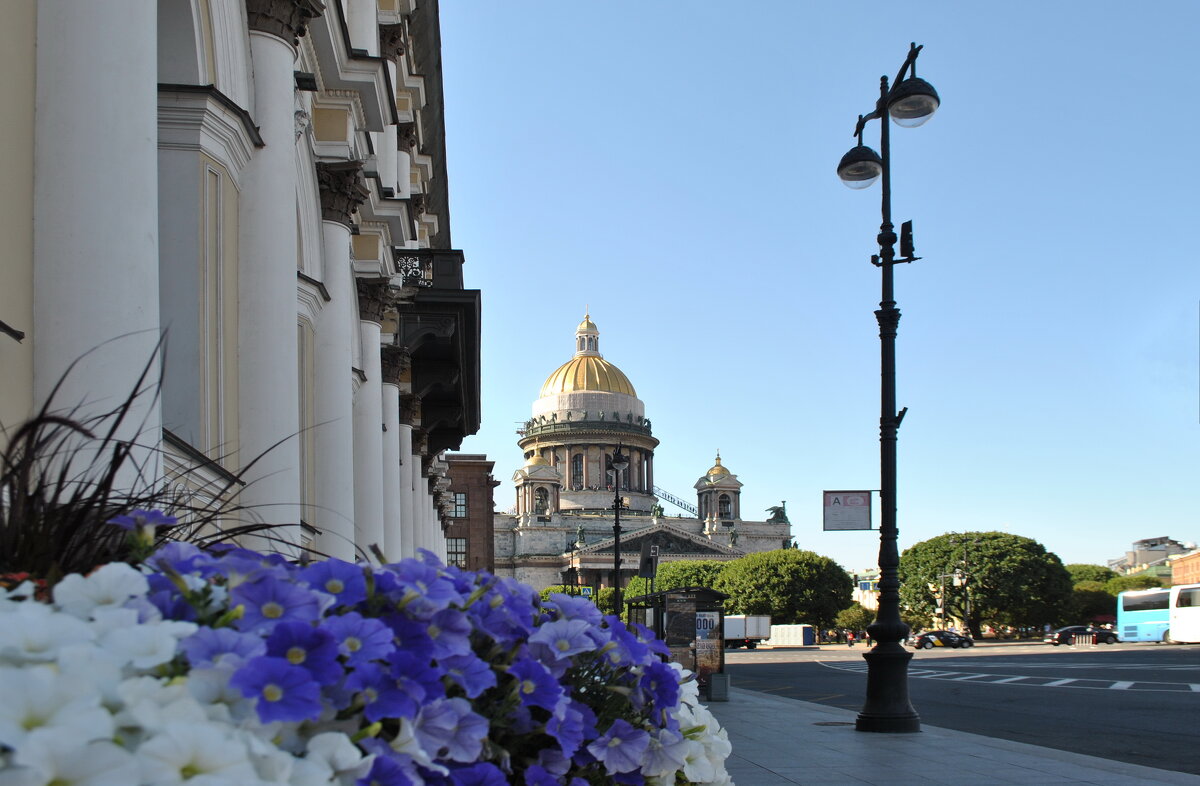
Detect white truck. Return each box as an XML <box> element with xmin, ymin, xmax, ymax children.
<box><xmin>723</xmin><ymin>615</ymin><xmax>771</xmax><ymax>649</ymax></box>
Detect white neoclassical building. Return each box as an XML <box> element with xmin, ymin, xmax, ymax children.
<box><xmin>0</xmin><ymin>0</ymin><xmax>478</xmax><ymax>563</ymax></box>
<box><xmin>493</xmin><ymin>315</ymin><xmax>793</xmax><ymax>592</ymax></box>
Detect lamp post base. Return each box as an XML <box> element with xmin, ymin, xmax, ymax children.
<box><xmin>855</xmin><ymin>643</ymin><xmax>921</xmax><ymax>733</ymax></box>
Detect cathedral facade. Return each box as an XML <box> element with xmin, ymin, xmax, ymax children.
<box><xmin>493</xmin><ymin>315</ymin><xmax>792</xmax><ymax>593</ymax></box>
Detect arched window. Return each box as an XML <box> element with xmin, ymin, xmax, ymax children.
<box><xmin>718</xmin><ymin>494</ymin><xmax>732</xmax><ymax>519</ymax></box>
<box><xmin>535</xmin><ymin>487</ymin><xmax>549</xmax><ymax>514</ymax></box>
<box><xmin>571</xmin><ymin>454</ymin><xmax>583</xmax><ymax>490</ymax></box>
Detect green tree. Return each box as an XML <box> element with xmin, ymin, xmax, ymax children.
<box><xmin>624</xmin><ymin>559</ymin><xmax>728</xmax><ymax>600</ymax></box>
<box><xmin>899</xmin><ymin>532</ymin><xmax>1073</xmax><ymax>635</ymax></box>
<box><xmin>1070</xmin><ymin>587</ymin><xmax>1118</xmax><ymax>622</ymax></box>
<box><xmin>835</xmin><ymin>603</ymin><xmax>875</xmax><ymax>632</ymax></box>
<box><xmin>713</xmin><ymin>550</ymin><xmax>851</xmax><ymax>627</ymax></box>
<box><xmin>1066</xmin><ymin>564</ymin><xmax>1117</xmax><ymax>585</ymax></box>
<box><xmin>1105</xmin><ymin>574</ymin><xmax>1166</xmax><ymax>594</ymax></box>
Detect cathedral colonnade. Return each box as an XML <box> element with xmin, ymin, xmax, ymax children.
<box><xmin>2</xmin><ymin>0</ymin><xmax>480</xmax><ymax>565</ymax></box>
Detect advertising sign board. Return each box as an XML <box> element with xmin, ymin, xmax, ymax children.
<box><xmin>823</xmin><ymin>490</ymin><xmax>873</xmax><ymax>530</ymax></box>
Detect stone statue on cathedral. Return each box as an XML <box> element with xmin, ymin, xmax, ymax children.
<box><xmin>766</xmin><ymin>501</ymin><xmax>789</xmax><ymax>524</ymax></box>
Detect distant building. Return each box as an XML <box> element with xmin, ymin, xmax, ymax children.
<box><xmin>492</xmin><ymin>314</ymin><xmax>792</xmax><ymax>593</ymax></box>
<box><xmin>1170</xmin><ymin>549</ymin><xmax>1200</xmax><ymax>587</ymax></box>
<box><xmin>851</xmin><ymin>570</ymin><xmax>880</xmax><ymax>611</ymax></box>
<box><xmin>444</xmin><ymin>454</ymin><xmax>499</xmax><ymax>572</ymax></box>
<box><xmin>1107</xmin><ymin>537</ymin><xmax>1190</xmax><ymax>576</ymax></box>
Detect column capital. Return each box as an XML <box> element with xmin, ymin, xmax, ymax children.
<box><xmin>246</xmin><ymin>0</ymin><xmax>324</xmax><ymax>46</ymax></box>
<box><xmin>381</xmin><ymin>345</ymin><xmax>411</xmax><ymax>386</ymax></box>
<box><xmin>400</xmin><ymin>393</ymin><xmax>422</xmax><ymax>427</ymax></box>
<box><xmin>356</xmin><ymin>278</ymin><xmax>393</xmax><ymax>323</ymax></box>
<box><xmin>315</xmin><ymin>160</ymin><xmax>369</xmax><ymax>227</ymax></box>
<box><xmin>379</xmin><ymin>24</ymin><xmax>407</xmax><ymax>61</ymax></box>
<box><xmin>397</xmin><ymin>122</ymin><xmax>418</xmax><ymax>152</ymax></box>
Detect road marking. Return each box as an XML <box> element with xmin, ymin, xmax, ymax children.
<box><xmin>1043</xmin><ymin>678</ymin><xmax>1077</xmax><ymax>686</ymax></box>
<box><xmin>1111</xmin><ymin>682</ymin><xmax>1134</xmax><ymax>690</ymax></box>
<box><xmin>993</xmin><ymin>676</ymin><xmax>1028</xmax><ymax>683</ymax></box>
<box><xmin>1191</xmin><ymin>684</ymin><xmax>1200</xmax><ymax>692</ymax></box>
<box><xmin>814</xmin><ymin>661</ymin><xmax>1200</xmax><ymax>693</ymax></box>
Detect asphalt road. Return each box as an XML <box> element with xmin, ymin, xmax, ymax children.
<box><xmin>724</xmin><ymin>641</ymin><xmax>1200</xmax><ymax>775</ymax></box>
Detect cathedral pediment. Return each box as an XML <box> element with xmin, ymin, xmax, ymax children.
<box><xmin>575</xmin><ymin>522</ymin><xmax>741</xmax><ymax>558</ymax></box>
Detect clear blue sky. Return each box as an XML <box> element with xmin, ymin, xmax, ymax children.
<box><xmin>440</xmin><ymin>3</ymin><xmax>1199</xmax><ymax>573</ymax></box>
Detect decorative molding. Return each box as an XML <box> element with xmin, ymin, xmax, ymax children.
<box><xmin>294</xmin><ymin>108</ymin><xmax>311</xmax><ymax>141</ymax></box>
<box><xmin>400</xmin><ymin>394</ymin><xmax>422</xmax><ymax>426</ymax></box>
<box><xmin>315</xmin><ymin>160</ymin><xmax>369</xmax><ymax>226</ymax></box>
<box><xmin>246</xmin><ymin>0</ymin><xmax>324</xmax><ymax>46</ymax></box>
<box><xmin>157</xmin><ymin>85</ymin><xmax>261</xmax><ymax>184</ymax></box>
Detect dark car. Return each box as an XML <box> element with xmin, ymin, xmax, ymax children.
<box><xmin>1044</xmin><ymin>626</ymin><xmax>1119</xmax><ymax>645</ymax></box>
<box><xmin>910</xmin><ymin>630</ymin><xmax>973</xmax><ymax>649</ymax></box>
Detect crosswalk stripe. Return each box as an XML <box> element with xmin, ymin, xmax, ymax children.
<box><xmin>1042</xmin><ymin>679</ymin><xmax>1077</xmax><ymax>686</ymax></box>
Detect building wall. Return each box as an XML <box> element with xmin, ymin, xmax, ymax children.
<box><xmin>444</xmin><ymin>453</ymin><xmax>497</xmax><ymax>572</ymax></box>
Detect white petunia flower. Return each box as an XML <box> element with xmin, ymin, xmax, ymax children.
<box><xmin>304</xmin><ymin>732</ymin><xmax>374</xmax><ymax>784</ymax></box>
<box><xmin>0</xmin><ymin>602</ymin><xmax>94</xmax><ymax>664</ymax></box>
<box><xmin>3</xmin><ymin>730</ymin><xmax>139</xmax><ymax>786</ymax></box>
<box><xmin>136</xmin><ymin>721</ymin><xmax>261</xmax><ymax>785</ymax></box>
<box><xmin>0</xmin><ymin>666</ymin><xmax>113</xmax><ymax>749</ymax></box>
<box><xmin>97</xmin><ymin>616</ymin><xmax>196</xmax><ymax>669</ymax></box>
<box><xmin>244</xmin><ymin>733</ymin><xmax>295</xmax><ymax>784</ymax></box>
<box><xmin>52</xmin><ymin>563</ymin><xmax>149</xmax><ymax>620</ymax></box>
<box><xmin>114</xmin><ymin>676</ymin><xmax>209</xmax><ymax>735</ymax></box>
<box><xmin>679</xmin><ymin>737</ymin><xmax>718</xmax><ymax>783</ymax></box>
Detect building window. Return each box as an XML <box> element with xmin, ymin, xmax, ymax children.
<box><xmin>452</xmin><ymin>492</ymin><xmax>467</xmax><ymax>518</ymax></box>
<box><xmin>718</xmin><ymin>494</ymin><xmax>731</xmax><ymax>519</ymax></box>
<box><xmin>447</xmin><ymin>537</ymin><xmax>467</xmax><ymax>567</ymax></box>
<box><xmin>535</xmin><ymin>487</ymin><xmax>549</xmax><ymax>514</ymax></box>
<box><xmin>571</xmin><ymin>454</ymin><xmax>583</xmax><ymax>490</ymax></box>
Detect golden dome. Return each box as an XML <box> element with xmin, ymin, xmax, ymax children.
<box><xmin>707</xmin><ymin>453</ymin><xmax>730</xmax><ymax>477</ymax></box>
<box><xmin>577</xmin><ymin>315</ymin><xmax>598</xmax><ymax>333</ymax></box>
<box><xmin>540</xmin><ymin>355</ymin><xmax>637</xmax><ymax>398</ymax></box>
<box><xmin>526</xmin><ymin>453</ymin><xmax>550</xmax><ymax>466</ymax></box>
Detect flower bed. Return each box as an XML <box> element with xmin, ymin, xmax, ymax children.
<box><xmin>0</xmin><ymin>535</ymin><xmax>732</xmax><ymax>785</ymax></box>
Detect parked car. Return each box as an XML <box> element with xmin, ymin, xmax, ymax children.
<box><xmin>1043</xmin><ymin>625</ymin><xmax>1119</xmax><ymax>646</ymax></box>
<box><xmin>910</xmin><ymin>630</ymin><xmax>973</xmax><ymax>649</ymax></box>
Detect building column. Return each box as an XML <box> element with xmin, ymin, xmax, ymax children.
<box><xmin>33</xmin><ymin>0</ymin><xmax>161</xmax><ymax>487</ymax></box>
<box><xmin>236</xmin><ymin>2</ymin><xmax>320</xmax><ymax>543</ymax></box>
<box><xmin>380</xmin><ymin>346</ymin><xmax>406</xmax><ymax>561</ymax></box>
<box><xmin>396</xmin><ymin>420</ymin><xmax>415</xmax><ymax>557</ymax></box>
<box><xmin>312</xmin><ymin>162</ymin><xmax>367</xmax><ymax>561</ymax></box>
<box><xmin>345</xmin><ymin>0</ymin><xmax>378</xmax><ymax>55</ymax></box>
<box><xmin>353</xmin><ymin>281</ymin><xmax>388</xmax><ymax>560</ymax></box>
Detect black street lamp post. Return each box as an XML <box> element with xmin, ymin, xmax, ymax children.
<box><xmin>837</xmin><ymin>42</ymin><xmax>939</xmax><ymax>734</ymax></box>
<box><xmin>610</xmin><ymin>446</ymin><xmax>630</xmax><ymax>617</ymax></box>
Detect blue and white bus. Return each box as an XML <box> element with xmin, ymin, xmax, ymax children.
<box><xmin>1116</xmin><ymin>587</ymin><xmax>1170</xmax><ymax>642</ymax></box>
<box><xmin>1168</xmin><ymin>584</ymin><xmax>1200</xmax><ymax>644</ymax></box>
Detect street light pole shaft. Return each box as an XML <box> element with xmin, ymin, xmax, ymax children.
<box><xmin>856</xmin><ymin>72</ymin><xmax>920</xmax><ymax>734</ymax></box>
<box><xmin>613</xmin><ymin>491</ymin><xmax>622</xmax><ymax>617</ymax></box>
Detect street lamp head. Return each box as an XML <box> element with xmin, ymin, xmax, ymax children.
<box><xmin>610</xmin><ymin>447</ymin><xmax>630</xmax><ymax>472</ymax></box>
<box><xmin>887</xmin><ymin>77</ymin><xmax>939</xmax><ymax>128</ymax></box>
<box><xmin>837</xmin><ymin>145</ymin><xmax>883</xmax><ymax>189</ymax></box>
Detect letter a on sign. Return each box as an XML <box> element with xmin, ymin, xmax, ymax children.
<box><xmin>823</xmin><ymin>491</ymin><xmax>872</xmax><ymax>531</ymax></box>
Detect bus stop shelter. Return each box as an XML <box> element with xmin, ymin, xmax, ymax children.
<box><xmin>625</xmin><ymin>586</ymin><xmax>729</xmax><ymax>698</ymax></box>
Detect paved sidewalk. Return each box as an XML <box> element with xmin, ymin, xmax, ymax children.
<box><xmin>704</xmin><ymin>687</ymin><xmax>1200</xmax><ymax>785</ymax></box>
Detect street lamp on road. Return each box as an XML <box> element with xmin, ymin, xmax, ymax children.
<box><xmin>610</xmin><ymin>446</ymin><xmax>630</xmax><ymax>618</ymax></box>
<box><xmin>837</xmin><ymin>42</ymin><xmax>939</xmax><ymax>734</ymax></box>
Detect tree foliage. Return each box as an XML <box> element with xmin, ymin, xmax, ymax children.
<box><xmin>899</xmin><ymin>532</ymin><xmax>1073</xmax><ymax>634</ymax></box>
<box><xmin>1070</xmin><ymin>588</ymin><xmax>1117</xmax><ymax>622</ymax></box>
<box><xmin>713</xmin><ymin>549</ymin><xmax>851</xmax><ymax>627</ymax></box>
<box><xmin>834</xmin><ymin>603</ymin><xmax>875</xmax><ymax>632</ymax></box>
<box><xmin>624</xmin><ymin>560</ymin><xmax>727</xmax><ymax>600</ymax></box>
<box><xmin>1066</xmin><ymin>563</ymin><xmax>1117</xmax><ymax>586</ymax></box>
<box><xmin>1105</xmin><ymin>574</ymin><xmax>1166</xmax><ymax>594</ymax></box>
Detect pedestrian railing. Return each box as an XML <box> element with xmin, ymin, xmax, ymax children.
<box><xmin>1069</xmin><ymin>632</ymin><xmax>1097</xmax><ymax>646</ymax></box>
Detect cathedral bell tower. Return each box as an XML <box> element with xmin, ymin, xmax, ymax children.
<box><xmin>695</xmin><ymin>452</ymin><xmax>743</xmax><ymax>534</ymax></box>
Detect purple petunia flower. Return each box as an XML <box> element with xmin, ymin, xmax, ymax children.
<box><xmin>108</xmin><ymin>508</ymin><xmax>176</xmax><ymax>532</ymax></box>
<box><xmin>232</xmin><ymin>576</ymin><xmax>323</xmax><ymax>633</ymax></box>
<box><xmin>344</xmin><ymin>662</ymin><xmax>421</xmax><ymax>722</ymax></box>
<box><xmin>542</xmin><ymin>593</ymin><xmax>603</xmax><ymax>626</ymax></box>
<box><xmin>523</xmin><ymin>764</ymin><xmax>560</xmax><ymax>786</ymax></box>
<box><xmin>181</xmin><ymin>626</ymin><xmax>266</xmax><ymax>668</ymax></box>
<box><xmin>380</xmin><ymin>559</ymin><xmax>462</xmax><ymax>617</ymax></box>
<box><xmin>507</xmin><ymin>659</ymin><xmax>561</xmax><ymax>711</ymax></box>
<box><xmin>528</xmin><ymin>619</ymin><xmax>596</xmax><ymax>662</ymax></box>
<box><xmin>230</xmin><ymin>655</ymin><xmax>323</xmax><ymax>723</ymax></box>
<box><xmin>415</xmin><ymin>698</ymin><xmax>489</xmax><ymax>763</ymax></box>
<box><xmin>638</xmin><ymin>659</ymin><xmax>680</xmax><ymax>713</ymax></box>
<box><xmin>355</xmin><ymin>752</ymin><xmax>420</xmax><ymax>786</ymax></box>
<box><xmin>448</xmin><ymin>762</ymin><xmax>507</xmax><ymax>786</ymax></box>
<box><xmin>264</xmin><ymin>621</ymin><xmax>343</xmax><ymax>685</ymax></box>
<box><xmin>299</xmin><ymin>559</ymin><xmax>368</xmax><ymax>608</ymax></box>
<box><xmin>546</xmin><ymin>699</ymin><xmax>596</xmax><ymax>758</ymax></box>
<box><xmin>426</xmin><ymin>608</ymin><xmax>473</xmax><ymax>660</ymax></box>
<box><xmin>441</xmin><ymin>653</ymin><xmax>497</xmax><ymax>699</ymax></box>
<box><xmin>323</xmin><ymin>612</ymin><xmax>396</xmax><ymax>665</ymax></box>
<box><xmin>586</xmin><ymin>719</ymin><xmax>650</xmax><ymax>774</ymax></box>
